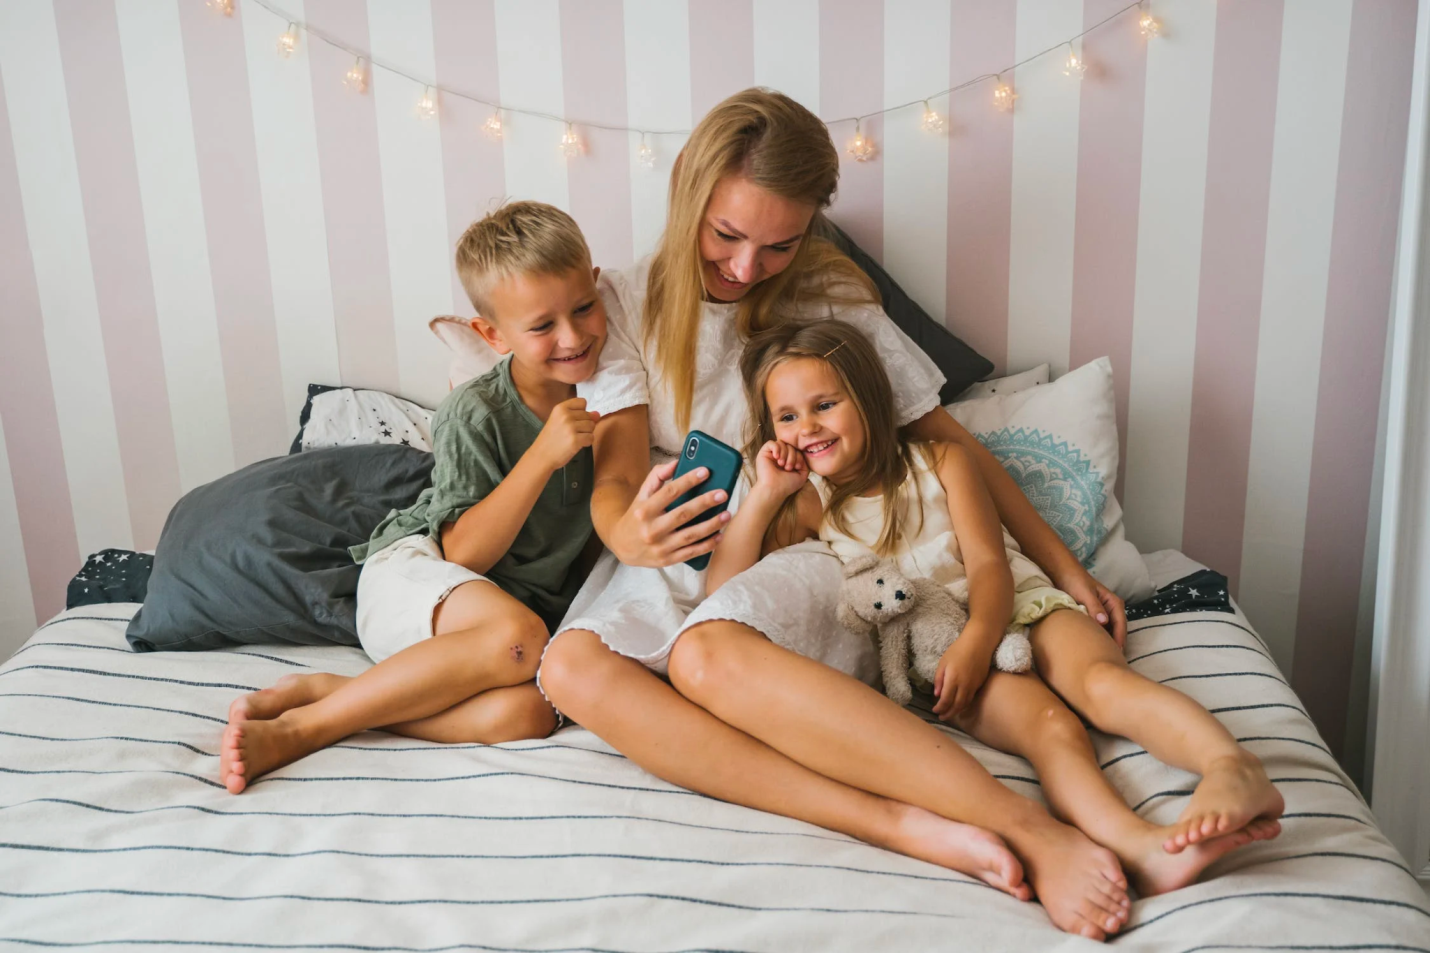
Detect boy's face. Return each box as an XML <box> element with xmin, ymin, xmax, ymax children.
<box><xmin>472</xmin><ymin>266</ymin><xmax>607</xmax><ymax>385</ymax></box>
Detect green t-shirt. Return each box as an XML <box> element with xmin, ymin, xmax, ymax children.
<box><xmin>350</xmin><ymin>357</ymin><xmax>594</xmax><ymax>628</ymax></box>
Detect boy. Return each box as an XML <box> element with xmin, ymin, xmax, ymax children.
<box><xmin>220</xmin><ymin>202</ymin><xmax>607</xmax><ymax>793</ymax></box>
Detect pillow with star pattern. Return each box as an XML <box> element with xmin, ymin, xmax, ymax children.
<box><xmin>290</xmin><ymin>384</ymin><xmax>434</xmax><ymax>454</ymax></box>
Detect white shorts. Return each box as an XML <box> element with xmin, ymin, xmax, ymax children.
<box><xmin>355</xmin><ymin>534</ymin><xmax>489</xmax><ymax>663</ymax></box>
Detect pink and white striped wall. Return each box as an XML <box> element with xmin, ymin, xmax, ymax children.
<box><xmin>0</xmin><ymin>0</ymin><xmax>1414</xmax><ymax>763</ymax></box>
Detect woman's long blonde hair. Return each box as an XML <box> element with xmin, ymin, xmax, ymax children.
<box><xmin>646</xmin><ymin>88</ymin><xmax>877</xmax><ymax>431</ymax></box>
<box><xmin>740</xmin><ymin>319</ymin><xmax>927</xmax><ymax>555</ymax></box>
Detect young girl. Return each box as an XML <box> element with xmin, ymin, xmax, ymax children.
<box><xmin>708</xmin><ymin>318</ymin><xmax>1286</xmax><ymax>899</ymax></box>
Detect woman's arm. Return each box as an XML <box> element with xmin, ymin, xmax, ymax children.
<box><xmin>589</xmin><ymin>405</ymin><xmax>733</xmax><ymax>568</ymax></box>
<box><xmin>905</xmin><ymin>407</ymin><xmax>1126</xmax><ymax>645</ymax></box>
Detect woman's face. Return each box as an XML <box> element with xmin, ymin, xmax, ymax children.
<box><xmin>698</xmin><ymin>175</ymin><xmax>817</xmax><ymax>302</ymax></box>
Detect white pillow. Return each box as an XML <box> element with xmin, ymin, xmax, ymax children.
<box><xmin>945</xmin><ymin>357</ymin><xmax>1153</xmax><ymax>603</ymax></box>
<box><xmin>297</xmin><ymin>387</ymin><xmax>435</xmax><ymax>453</ymax></box>
<box><xmin>957</xmin><ymin>363</ymin><xmax>1050</xmax><ymax>401</ymax></box>
<box><xmin>430</xmin><ymin>315</ymin><xmax>501</xmax><ymax>390</ymax></box>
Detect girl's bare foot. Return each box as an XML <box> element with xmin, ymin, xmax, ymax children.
<box><xmin>1164</xmin><ymin>753</ymin><xmax>1284</xmax><ymax>853</ymax></box>
<box><xmin>1013</xmin><ymin>818</ymin><xmax>1131</xmax><ymax>941</ymax></box>
<box><xmin>880</xmin><ymin>803</ymin><xmax>1033</xmax><ymax>901</ymax></box>
<box><xmin>221</xmin><ymin>713</ymin><xmax>324</xmax><ymax>794</ymax></box>
<box><xmin>1125</xmin><ymin>821</ymin><xmax>1263</xmax><ymax>896</ymax></box>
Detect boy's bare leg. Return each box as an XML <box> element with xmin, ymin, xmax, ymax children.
<box><xmin>548</xmin><ymin>627</ymin><xmax>1128</xmax><ymax>940</ymax></box>
<box><xmin>954</xmin><ymin>672</ymin><xmax>1278</xmax><ymax>896</ymax></box>
<box><xmin>540</xmin><ymin>630</ymin><xmax>1036</xmax><ymax>905</ymax></box>
<box><xmin>1028</xmin><ymin>610</ymin><xmax>1284</xmax><ymax>852</ymax></box>
<box><xmin>221</xmin><ymin>581</ymin><xmax>546</xmax><ymax>793</ymax></box>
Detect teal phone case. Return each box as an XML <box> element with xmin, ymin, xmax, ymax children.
<box><xmin>666</xmin><ymin>430</ymin><xmax>742</xmax><ymax>572</ymax></box>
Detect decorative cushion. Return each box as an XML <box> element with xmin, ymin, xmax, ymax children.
<box><xmin>126</xmin><ymin>445</ymin><xmax>435</xmax><ymax>651</ymax></box>
<box><xmin>67</xmin><ymin>549</ymin><xmax>154</xmax><ymax>609</ymax></box>
<box><xmin>958</xmin><ymin>363</ymin><xmax>1050</xmax><ymax>402</ymax></box>
<box><xmin>430</xmin><ymin>316</ymin><xmax>501</xmax><ymax>391</ymax></box>
<box><xmin>290</xmin><ymin>384</ymin><xmax>434</xmax><ymax>454</ymax></box>
<box><xmin>946</xmin><ymin>357</ymin><xmax>1154</xmax><ymax>602</ymax></box>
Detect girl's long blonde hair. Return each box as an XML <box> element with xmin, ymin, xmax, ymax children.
<box><xmin>740</xmin><ymin>319</ymin><xmax>927</xmax><ymax>555</ymax></box>
<box><xmin>646</xmin><ymin>88</ymin><xmax>877</xmax><ymax>431</ymax></box>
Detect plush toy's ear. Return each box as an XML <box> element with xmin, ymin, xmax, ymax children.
<box><xmin>843</xmin><ymin>554</ymin><xmax>881</xmax><ymax>578</ymax></box>
<box><xmin>836</xmin><ymin>600</ymin><xmax>870</xmax><ymax>633</ymax></box>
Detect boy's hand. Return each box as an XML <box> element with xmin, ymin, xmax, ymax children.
<box><xmin>753</xmin><ymin>440</ymin><xmax>808</xmax><ymax>500</ymax></box>
<box><xmin>932</xmin><ymin>635</ymin><xmax>995</xmax><ymax>720</ymax></box>
<box><xmin>532</xmin><ymin>398</ymin><xmax>601</xmax><ymax>472</ymax></box>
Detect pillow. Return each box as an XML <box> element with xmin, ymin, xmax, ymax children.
<box><xmin>946</xmin><ymin>357</ymin><xmax>1154</xmax><ymax>602</ymax></box>
<box><xmin>430</xmin><ymin>315</ymin><xmax>501</xmax><ymax>390</ymax></box>
<box><xmin>126</xmin><ymin>445</ymin><xmax>435</xmax><ymax>651</ymax></box>
<box><xmin>290</xmin><ymin>383</ymin><xmax>434</xmax><ymax>454</ymax></box>
<box><xmin>67</xmin><ymin>549</ymin><xmax>154</xmax><ymax>609</ymax></box>
<box><xmin>821</xmin><ymin>221</ymin><xmax>994</xmax><ymax>404</ymax></box>
<box><xmin>958</xmin><ymin>363</ymin><xmax>1050</xmax><ymax>402</ymax></box>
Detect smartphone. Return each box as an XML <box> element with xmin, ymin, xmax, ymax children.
<box><xmin>665</xmin><ymin>430</ymin><xmax>742</xmax><ymax>572</ymax></box>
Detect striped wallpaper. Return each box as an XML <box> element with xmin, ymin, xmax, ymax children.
<box><xmin>0</xmin><ymin>0</ymin><xmax>1414</xmax><ymax>764</ymax></box>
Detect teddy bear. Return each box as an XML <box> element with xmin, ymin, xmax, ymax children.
<box><xmin>835</xmin><ymin>554</ymin><xmax>1034</xmax><ymax>707</ymax></box>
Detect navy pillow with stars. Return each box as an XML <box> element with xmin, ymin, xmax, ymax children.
<box><xmin>1125</xmin><ymin>569</ymin><xmax>1233</xmax><ymax>621</ymax></box>
<box><xmin>67</xmin><ymin>548</ymin><xmax>154</xmax><ymax>609</ymax></box>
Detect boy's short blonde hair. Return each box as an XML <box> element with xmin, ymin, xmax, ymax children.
<box><xmin>455</xmin><ymin>201</ymin><xmax>593</xmax><ymax>318</ymax></box>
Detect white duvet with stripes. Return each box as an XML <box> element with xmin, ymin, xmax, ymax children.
<box><xmin>1</xmin><ymin>601</ymin><xmax>1426</xmax><ymax>952</ymax></box>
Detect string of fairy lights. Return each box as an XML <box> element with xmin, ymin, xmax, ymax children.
<box><xmin>208</xmin><ymin>0</ymin><xmax>1166</xmax><ymax>166</ymax></box>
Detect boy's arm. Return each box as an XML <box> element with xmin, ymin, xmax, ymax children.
<box><xmin>441</xmin><ymin>398</ymin><xmax>598</xmax><ymax>575</ymax></box>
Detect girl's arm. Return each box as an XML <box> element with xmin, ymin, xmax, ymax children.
<box><xmin>707</xmin><ymin>480</ymin><xmax>820</xmax><ymax>593</ymax></box>
<box><xmin>905</xmin><ymin>406</ymin><xmax>1126</xmax><ymax>646</ymax></box>
<box><xmin>929</xmin><ymin>441</ymin><xmax>1016</xmax><ymax>719</ymax></box>
<box><xmin>590</xmin><ymin>405</ymin><xmax>733</xmax><ymax>567</ymax></box>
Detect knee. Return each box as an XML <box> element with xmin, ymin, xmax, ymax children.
<box><xmin>493</xmin><ymin>612</ymin><xmax>549</xmax><ymax>683</ymax></box>
<box><xmin>1079</xmin><ymin>659</ymin><xmax>1133</xmax><ymax>723</ymax></box>
<box><xmin>477</xmin><ymin>689</ymin><xmax>558</xmax><ymax>743</ymax></box>
<box><xmin>537</xmin><ymin>629</ymin><xmax>615</xmax><ymax>713</ymax></box>
<box><xmin>1032</xmin><ymin>703</ymin><xmax>1090</xmax><ymax>748</ymax></box>
<box><xmin>667</xmin><ymin>623</ymin><xmax>748</xmax><ymax>700</ymax></box>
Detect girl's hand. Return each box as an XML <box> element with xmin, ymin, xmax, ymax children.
<box><xmin>753</xmin><ymin>440</ymin><xmax>808</xmax><ymax>500</ymax></box>
<box><xmin>611</xmin><ymin>460</ymin><xmax>731</xmax><ymax>568</ymax></box>
<box><xmin>932</xmin><ymin>637</ymin><xmax>994</xmax><ymax>720</ymax></box>
<box><xmin>1053</xmin><ymin>566</ymin><xmax>1127</xmax><ymax>650</ymax></box>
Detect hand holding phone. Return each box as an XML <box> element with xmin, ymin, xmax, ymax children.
<box><xmin>665</xmin><ymin>431</ymin><xmax>742</xmax><ymax>571</ymax></box>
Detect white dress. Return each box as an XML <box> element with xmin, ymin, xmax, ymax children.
<box><xmin>551</xmin><ymin>258</ymin><xmax>945</xmax><ymax>683</ymax></box>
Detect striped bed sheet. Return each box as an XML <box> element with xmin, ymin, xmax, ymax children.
<box><xmin>0</xmin><ymin>554</ymin><xmax>1426</xmax><ymax>952</ymax></box>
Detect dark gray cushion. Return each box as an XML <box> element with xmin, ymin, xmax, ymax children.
<box><xmin>821</xmin><ymin>220</ymin><xmax>994</xmax><ymax>404</ymax></box>
<box><xmin>126</xmin><ymin>445</ymin><xmax>434</xmax><ymax>652</ymax></box>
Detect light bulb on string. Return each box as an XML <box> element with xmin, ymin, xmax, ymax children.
<box><xmin>1063</xmin><ymin>44</ymin><xmax>1087</xmax><ymax>78</ymax></box>
<box><xmin>206</xmin><ymin>0</ymin><xmax>233</xmax><ymax>17</ymax></box>
<box><xmin>846</xmin><ymin>120</ymin><xmax>876</xmax><ymax>162</ymax></box>
<box><xmin>482</xmin><ymin>111</ymin><xmax>504</xmax><ymax>140</ymax></box>
<box><xmin>276</xmin><ymin>23</ymin><xmax>299</xmax><ymax>58</ymax></box>
<box><xmin>416</xmin><ymin>86</ymin><xmax>437</xmax><ymax>119</ymax></box>
<box><xmin>560</xmin><ymin>123</ymin><xmax>582</xmax><ymax>158</ymax></box>
<box><xmin>637</xmin><ymin>133</ymin><xmax>656</xmax><ymax>171</ymax></box>
<box><xmin>920</xmin><ymin>101</ymin><xmax>946</xmax><ymax>134</ymax></box>
<box><xmin>344</xmin><ymin>57</ymin><xmax>367</xmax><ymax>93</ymax></box>
<box><xmin>1138</xmin><ymin>4</ymin><xmax>1162</xmax><ymax>37</ymax></box>
<box><xmin>993</xmin><ymin>76</ymin><xmax>1017</xmax><ymax>113</ymax></box>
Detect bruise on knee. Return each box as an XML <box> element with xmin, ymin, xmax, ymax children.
<box><xmin>510</xmin><ymin>643</ymin><xmax>526</xmax><ymax>663</ymax></box>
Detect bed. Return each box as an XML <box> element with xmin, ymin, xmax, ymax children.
<box><xmin>0</xmin><ymin>551</ymin><xmax>1426</xmax><ymax>952</ymax></box>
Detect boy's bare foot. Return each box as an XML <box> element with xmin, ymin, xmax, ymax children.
<box><xmin>1125</xmin><ymin>819</ymin><xmax>1277</xmax><ymax>896</ymax></box>
<box><xmin>1164</xmin><ymin>753</ymin><xmax>1284</xmax><ymax>853</ymax></box>
<box><xmin>880</xmin><ymin>803</ymin><xmax>1033</xmax><ymax>901</ymax></box>
<box><xmin>221</xmin><ymin>714</ymin><xmax>323</xmax><ymax>794</ymax></box>
<box><xmin>228</xmin><ymin>673</ymin><xmax>347</xmax><ymax>724</ymax></box>
<box><xmin>1012</xmin><ymin>818</ymin><xmax>1131</xmax><ymax>941</ymax></box>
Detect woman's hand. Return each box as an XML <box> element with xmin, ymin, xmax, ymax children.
<box><xmin>932</xmin><ymin>635</ymin><xmax>994</xmax><ymax>720</ymax></box>
<box><xmin>754</xmin><ymin>440</ymin><xmax>808</xmax><ymax>500</ymax></box>
<box><xmin>608</xmin><ymin>460</ymin><xmax>732</xmax><ymax>568</ymax></box>
<box><xmin>1053</xmin><ymin>566</ymin><xmax>1127</xmax><ymax>650</ymax></box>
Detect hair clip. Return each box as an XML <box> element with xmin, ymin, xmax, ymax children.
<box><xmin>822</xmin><ymin>341</ymin><xmax>846</xmax><ymax>359</ymax></box>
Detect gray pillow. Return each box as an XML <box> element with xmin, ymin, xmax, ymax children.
<box><xmin>820</xmin><ymin>220</ymin><xmax>993</xmax><ymax>404</ymax></box>
<box><xmin>126</xmin><ymin>445</ymin><xmax>434</xmax><ymax>652</ymax></box>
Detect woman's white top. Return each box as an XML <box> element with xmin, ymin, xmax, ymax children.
<box><xmin>553</xmin><ymin>257</ymin><xmax>945</xmax><ymax>682</ymax></box>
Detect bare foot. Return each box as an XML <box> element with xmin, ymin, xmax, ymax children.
<box><xmin>1014</xmin><ymin>819</ymin><xmax>1131</xmax><ymax>941</ymax></box>
<box><xmin>221</xmin><ymin>714</ymin><xmax>322</xmax><ymax>794</ymax></box>
<box><xmin>227</xmin><ymin>673</ymin><xmax>346</xmax><ymax>724</ymax></box>
<box><xmin>1164</xmin><ymin>753</ymin><xmax>1284</xmax><ymax>853</ymax></box>
<box><xmin>1125</xmin><ymin>825</ymin><xmax>1254</xmax><ymax>896</ymax></box>
<box><xmin>881</xmin><ymin>803</ymin><xmax>1033</xmax><ymax>901</ymax></box>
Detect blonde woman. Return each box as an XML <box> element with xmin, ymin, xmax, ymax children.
<box><xmin>538</xmin><ymin>89</ymin><xmax>1138</xmax><ymax>940</ymax></box>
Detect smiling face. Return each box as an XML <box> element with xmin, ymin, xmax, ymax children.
<box><xmin>472</xmin><ymin>266</ymin><xmax>607</xmax><ymax>387</ymax></box>
<box><xmin>698</xmin><ymin>175</ymin><xmax>817</xmax><ymax>301</ymax></box>
<box><xmin>765</xmin><ymin>356</ymin><xmax>868</xmax><ymax>485</ymax></box>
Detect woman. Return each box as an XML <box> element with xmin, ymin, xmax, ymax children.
<box><xmin>538</xmin><ymin>90</ymin><xmax>1138</xmax><ymax>940</ymax></box>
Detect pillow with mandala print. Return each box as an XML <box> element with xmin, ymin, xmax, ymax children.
<box><xmin>290</xmin><ymin>384</ymin><xmax>435</xmax><ymax>454</ymax></box>
<box><xmin>945</xmin><ymin>357</ymin><xmax>1154</xmax><ymax>603</ymax></box>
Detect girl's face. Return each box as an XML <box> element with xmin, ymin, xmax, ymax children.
<box><xmin>765</xmin><ymin>357</ymin><xmax>867</xmax><ymax>485</ymax></box>
<box><xmin>699</xmin><ymin>175</ymin><xmax>815</xmax><ymax>302</ymax></box>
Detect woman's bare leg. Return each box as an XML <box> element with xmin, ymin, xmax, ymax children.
<box><xmin>539</xmin><ymin>630</ymin><xmax>1033</xmax><ymax>903</ymax></box>
<box><xmin>954</xmin><ymin>672</ymin><xmax>1277</xmax><ymax>896</ymax></box>
<box><xmin>1027</xmin><ymin>610</ymin><xmax>1284</xmax><ymax>852</ymax></box>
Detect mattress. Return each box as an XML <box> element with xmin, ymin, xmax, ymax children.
<box><xmin>0</xmin><ymin>551</ymin><xmax>1426</xmax><ymax>951</ymax></box>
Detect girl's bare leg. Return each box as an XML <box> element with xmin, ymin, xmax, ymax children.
<box><xmin>539</xmin><ymin>630</ymin><xmax>1034</xmax><ymax>904</ymax></box>
<box><xmin>221</xmin><ymin>580</ymin><xmax>550</xmax><ymax>792</ymax></box>
<box><xmin>558</xmin><ymin>623</ymin><xmax>1130</xmax><ymax>940</ymax></box>
<box><xmin>1028</xmin><ymin>610</ymin><xmax>1284</xmax><ymax>852</ymax></box>
<box><xmin>954</xmin><ymin>672</ymin><xmax>1279</xmax><ymax>896</ymax></box>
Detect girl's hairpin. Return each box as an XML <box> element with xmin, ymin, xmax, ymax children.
<box><xmin>822</xmin><ymin>341</ymin><xmax>846</xmax><ymax>359</ymax></box>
